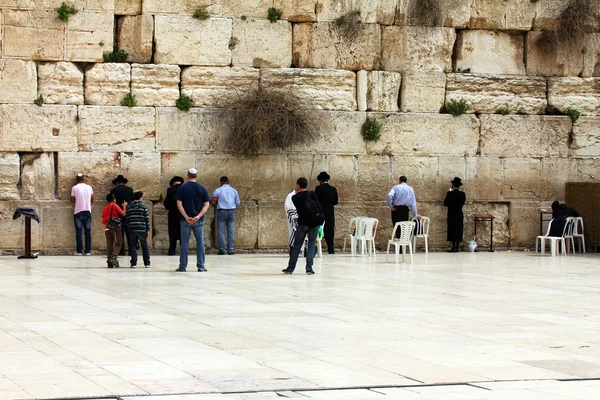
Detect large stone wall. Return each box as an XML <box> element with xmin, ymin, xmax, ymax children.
<box><xmin>0</xmin><ymin>0</ymin><xmax>599</xmax><ymax>253</ymax></box>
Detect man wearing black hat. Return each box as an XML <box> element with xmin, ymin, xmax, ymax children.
<box><xmin>315</xmin><ymin>171</ymin><xmax>338</xmax><ymax>254</ymax></box>
<box><xmin>111</xmin><ymin>175</ymin><xmax>134</xmax><ymax>255</ymax></box>
<box><xmin>164</xmin><ymin>176</ymin><xmax>184</xmax><ymax>255</ymax></box>
<box><xmin>444</xmin><ymin>177</ymin><xmax>466</xmax><ymax>252</ymax></box>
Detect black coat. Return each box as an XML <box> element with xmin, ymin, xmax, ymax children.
<box><xmin>111</xmin><ymin>184</ymin><xmax>134</xmax><ymax>209</ymax></box>
<box><xmin>315</xmin><ymin>183</ymin><xmax>338</xmax><ymax>225</ymax></box>
<box><xmin>444</xmin><ymin>189</ymin><xmax>466</xmax><ymax>242</ymax></box>
<box><xmin>164</xmin><ymin>185</ymin><xmax>182</xmax><ymax>241</ymax></box>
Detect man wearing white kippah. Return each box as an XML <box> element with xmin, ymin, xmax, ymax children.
<box><xmin>175</xmin><ymin>168</ymin><xmax>211</xmax><ymax>272</ymax></box>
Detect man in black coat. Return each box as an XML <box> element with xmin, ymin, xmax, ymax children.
<box><xmin>164</xmin><ymin>176</ymin><xmax>184</xmax><ymax>255</ymax></box>
<box><xmin>315</xmin><ymin>171</ymin><xmax>338</xmax><ymax>254</ymax></box>
<box><xmin>111</xmin><ymin>175</ymin><xmax>134</xmax><ymax>255</ymax></box>
<box><xmin>444</xmin><ymin>177</ymin><xmax>466</xmax><ymax>252</ymax></box>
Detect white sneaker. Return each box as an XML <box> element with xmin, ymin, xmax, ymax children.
<box><xmin>84</xmin><ymin>253</ymin><xmax>92</xmax><ymax>256</ymax></box>
<box><xmin>75</xmin><ymin>252</ymin><xmax>83</xmax><ymax>256</ymax></box>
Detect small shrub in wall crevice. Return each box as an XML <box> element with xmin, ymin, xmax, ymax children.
<box><xmin>267</xmin><ymin>8</ymin><xmax>282</xmax><ymax>23</ymax></box>
<box><xmin>103</xmin><ymin>45</ymin><xmax>128</xmax><ymax>63</ymax></box>
<box><xmin>193</xmin><ymin>7</ymin><xmax>210</xmax><ymax>20</ymax></box>
<box><xmin>496</xmin><ymin>107</ymin><xmax>511</xmax><ymax>115</ymax></box>
<box><xmin>445</xmin><ymin>99</ymin><xmax>469</xmax><ymax>116</ymax></box>
<box><xmin>176</xmin><ymin>94</ymin><xmax>194</xmax><ymax>112</ymax></box>
<box><xmin>34</xmin><ymin>95</ymin><xmax>44</xmax><ymax>107</ymax></box>
<box><xmin>361</xmin><ymin>118</ymin><xmax>382</xmax><ymax>142</ymax></box>
<box><xmin>564</xmin><ymin>107</ymin><xmax>581</xmax><ymax>122</ymax></box>
<box><xmin>121</xmin><ymin>93</ymin><xmax>137</xmax><ymax>108</ymax></box>
<box><xmin>56</xmin><ymin>2</ymin><xmax>78</xmax><ymax>22</ymax></box>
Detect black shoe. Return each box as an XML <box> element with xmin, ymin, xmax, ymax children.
<box><xmin>167</xmin><ymin>252</ymin><xmax>176</xmax><ymax>256</ymax></box>
<box><xmin>198</xmin><ymin>267</ymin><xmax>207</xmax><ymax>272</ymax></box>
<box><xmin>306</xmin><ymin>269</ymin><xmax>315</xmax><ymax>275</ymax></box>
<box><xmin>328</xmin><ymin>251</ymin><xmax>335</xmax><ymax>255</ymax></box>
<box><xmin>217</xmin><ymin>250</ymin><xmax>226</xmax><ymax>255</ymax></box>
<box><xmin>228</xmin><ymin>251</ymin><xmax>234</xmax><ymax>255</ymax></box>
<box><xmin>282</xmin><ymin>269</ymin><xmax>293</xmax><ymax>274</ymax></box>
<box><xmin>130</xmin><ymin>264</ymin><xmax>136</xmax><ymax>268</ymax></box>
<box><xmin>175</xmin><ymin>268</ymin><xmax>186</xmax><ymax>272</ymax></box>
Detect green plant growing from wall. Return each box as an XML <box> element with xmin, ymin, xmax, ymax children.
<box><xmin>267</xmin><ymin>7</ymin><xmax>282</xmax><ymax>23</ymax></box>
<box><xmin>445</xmin><ymin>99</ymin><xmax>469</xmax><ymax>116</ymax></box>
<box><xmin>193</xmin><ymin>7</ymin><xmax>210</xmax><ymax>20</ymax></box>
<box><xmin>121</xmin><ymin>93</ymin><xmax>137</xmax><ymax>108</ymax></box>
<box><xmin>34</xmin><ymin>95</ymin><xmax>44</xmax><ymax>107</ymax></box>
<box><xmin>496</xmin><ymin>107</ymin><xmax>511</xmax><ymax>115</ymax></box>
<box><xmin>361</xmin><ymin>118</ymin><xmax>382</xmax><ymax>142</ymax></box>
<box><xmin>564</xmin><ymin>107</ymin><xmax>581</xmax><ymax>122</ymax></box>
<box><xmin>103</xmin><ymin>45</ymin><xmax>128</xmax><ymax>63</ymax></box>
<box><xmin>334</xmin><ymin>10</ymin><xmax>362</xmax><ymax>40</ymax></box>
<box><xmin>241</xmin><ymin>15</ymin><xmax>247</xmax><ymax>20</ymax></box>
<box><xmin>229</xmin><ymin>36</ymin><xmax>240</xmax><ymax>50</ymax></box>
<box><xmin>409</xmin><ymin>0</ymin><xmax>442</xmax><ymax>26</ymax></box>
<box><xmin>56</xmin><ymin>2</ymin><xmax>78</xmax><ymax>22</ymax></box>
<box><xmin>176</xmin><ymin>94</ymin><xmax>194</xmax><ymax>112</ymax></box>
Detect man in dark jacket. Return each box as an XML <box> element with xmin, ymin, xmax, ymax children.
<box><xmin>111</xmin><ymin>175</ymin><xmax>134</xmax><ymax>255</ymax></box>
<box><xmin>164</xmin><ymin>176</ymin><xmax>184</xmax><ymax>255</ymax></box>
<box><xmin>282</xmin><ymin>177</ymin><xmax>320</xmax><ymax>275</ymax></box>
<box><xmin>315</xmin><ymin>171</ymin><xmax>338</xmax><ymax>254</ymax></box>
<box><xmin>444</xmin><ymin>177</ymin><xmax>466</xmax><ymax>252</ymax></box>
<box><xmin>126</xmin><ymin>191</ymin><xmax>151</xmax><ymax>268</ymax></box>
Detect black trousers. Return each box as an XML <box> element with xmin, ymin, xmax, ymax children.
<box><xmin>391</xmin><ymin>205</ymin><xmax>409</xmax><ymax>238</ymax></box>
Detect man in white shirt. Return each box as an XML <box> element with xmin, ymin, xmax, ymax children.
<box><xmin>387</xmin><ymin>176</ymin><xmax>419</xmax><ymax>238</ymax></box>
<box><xmin>211</xmin><ymin>176</ymin><xmax>241</xmax><ymax>255</ymax></box>
<box><xmin>70</xmin><ymin>173</ymin><xmax>94</xmax><ymax>255</ymax></box>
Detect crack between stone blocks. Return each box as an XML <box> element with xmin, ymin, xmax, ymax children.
<box><xmin>508</xmin><ymin>184</ymin><xmax>541</xmax><ymax>199</ymax></box>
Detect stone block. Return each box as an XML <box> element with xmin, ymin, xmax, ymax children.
<box><xmin>57</xmin><ymin>152</ymin><xmax>120</xmax><ymax>201</ymax></box>
<box><xmin>356</xmin><ymin>155</ymin><xmax>393</xmax><ymax>202</ymax></box>
<box><xmin>0</xmin><ymin>104</ymin><xmax>78</xmax><ymax>151</ymax></box>
<box><xmin>547</xmin><ymin>77</ymin><xmax>600</xmax><ymax>116</ymax></box>
<box><xmin>356</xmin><ymin>70</ymin><xmax>367</xmax><ymax>111</ymax></box>
<box><xmin>366</xmin><ymin>113</ymin><xmax>480</xmax><ymax>157</ymax></box>
<box><xmin>395</xmin><ymin>0</ymin><xmax>470</xmax><ymax>28</ymax></box>
<box><xmin>287</xmin><ymin>153</ymin><xmax>328</xmax><ymax>191</ymax></box>
<box><xmin>142</xmin><ymin>0</ymin><xmax>180</xmax><ymax>14</ymax></box>
<box><xmin>390</xmin><ymin>156</ymin><xmax>440</xmax><ymax>202</ymax></box>
<box><xmin>117</xmin><ymin>15</ymin><xmax>154</xmax><ymax>63</ymax></box>
<box><xmin>380</xmin><ymin>26</ymin><xmax>455</xmax><ymax>73</ymax></box>
<box><xmin>583</xmin><ymin>33</ymin><xmax>600</xmax><ymax>77</ymax></box>
<box><xmin>400</xmin><ymin>72</ymin><xmax>446</xmax><ymax>113</ymax></box>
<box><xmin>2</xmin><ymin>10</ymin><xmax>63</xmax><ymax>60</ymax></box>
<box><xmin>468</xmin><ymin>157</ymin><xmax>503</xmax><ymax>201</ymax></box>
<box><xmin>502</xmin><ymin>158</ymin><xmax>541</xmax><ymax>200</ymax></box>
<box><xmin>21</xmin><ymin>153</ymin><xmax>55</xmax><ymax>200</ymax></box>
<box><xmin>66</xmin><ymin>11</ymin><xmax>114</xmax><ymax>62</ymax></box>
<box><xmin>257</xmin><ymin>201</ymin><xmax>289</xmax><ymax>249</ymax></box>
<box><xmin>85</xmin><ymin>0</ymin><xmax>114</xmax><ymax>12</ymax></box>
<box><xmin>232</xmin><ymin>19</ymin><xmax>292</xmax><ymax>68</ymax></box>
<box><xmin>78</xmin><ymin>106</ymin><xmax>157</xmax><ymax>152</ymax></box>
<box><xmin>0</xmin><ymin>60</ymin><xmax>37</xmax><ymax>104</ymax></box>
<box><xmin>151</xmin><ymin>204</ymin><xmax>170</xmax><ymax>251</ymax></box>
<box><xmin>275</xmin><ymin>0</ymin><xmax>317</xmax><ymax>22</ymax></box>
<box><xmin>260</xmin><ymin>68</ymin><xmax>357</xmax><ymax>111</ymax></box>
<box><xmin>540</xmin><ymin>158</ymin><xmax>578</xmax><ymax>200</ymax></box>
<box><xmin>510</xmin><ymin>200</ymin><xmax>544</xmax><ymax>247</ymax></box>
<box><xmin>181</xmin><ymin>66</ymin><xmax>259</xmax><ymax>108</ymax></box>
<box><xmin>0</xmin><ymin>200</ymin><xmax>41</xmax><ymax>250</ymax></box>
<box><xmin>479</xmin><ymin>115</ymin><xmax>571</xmax><ymax>158</ymax></box>
<box><xmin>293</xmin><ymin>22</ymin><xmax>381</xmax><ymax>70</ymax></box>
<box><xmin>468</xmin><ymin>0</ymin><xmax>535</xmax><ymax>30</ymax></box>
<box><xmin>160</xmin><ymin>152</ymin><xmax>195</xmax><ymax>195</ymax></box>
<box><xmin>328</xmin><ymin>155</ymin><xmax>358</xmax><ymax>201</ymax></box>
<box><xmin>445</xmin><ymin>74</ymin><xmax>547</xmax><ymax>115</ymax></box>
<box><xmin>115</xmin><ymin>0</ymin><xmax>141</xmax><ymax>14</ymax></box>
<box><xmin>218</xmin><ymin>0</ymin><xmax>272</xmax><ymax>19</ymax></box>
<box><xmin>463</xmin><ymin>201</ymin><xmax>510</xmax><ymax>248</ymax></box>
<box><xmin>156</xmin><ymin>108</ymin><xmax>231</xmax><ymax>152</ymax></box>
<box><xmin>38</xmin><ymin>62</ymin><xmax>84</xmax><ymax>105</ymax></box>
<box><xmin>572</xmin><ymin>117</ymin><xmax>600</xmax><ymax>157</ymax></box>
<box><xmin>154</xmin><ymin>15</ymin><xmax>232</xmax><ymax>66</ymax></box>
<box><xmin>526</xmin><ymin>31</ymin><xmax>584</xmax><ymax>77</ymax></box>
<box><xmin>0</xmin><ymin>153</ymin><xmax>20</xmax><ymax>200</ymax></box>
<box><xmin>577</xmin><ymin>158</ymin><xmax>600</xmax><ymax>182</ymax></box>
<box><xmin>251</xmin><ymin>155</ymin><xmax>289</xmax><ymax>202</ymax></box>
<box><xmin>455</xmin><ymin>30</ymin><xmax>525</xmax><ymax>75</ymax></box>
<box><xmin>315</xmin><ymin>0</ymin><xmax>396</xmax><ymax>24</ymax></box>
<box><xmin>366</xmin><ymin>71</ymin><xmax>401</xmax><ymax>112</ymax></box>
<box><xmin>437</xmin><ymin>157</ymin><xmax>470</xmax><ymax>200</ymax></box>
<box><xmin>227</xmin><ymin>201</ymin><xmax>258</xmax><ymax>249</ymax></box>
<box><xmin>84</xmin><ymin>63</ymin><xmax>131</xmax><ymax>106</ymax></box>
<box><xmin>131</xmin><ymin>64</ymin><xmax>180</xmax><ymax>107</ymax></box>
<box><xmin>120</xmin><ymin>152</ymin><xmax>161</xmax><ymax>201</ymax></box>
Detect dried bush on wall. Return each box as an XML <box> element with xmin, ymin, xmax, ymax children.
<box><xmin>334</xmin><ymin>11</ymin><xmax>362</xmax><ymax>40</ymax></box>
<box><xmin>536</xmin><ymin>0</ymin><xmax>598</xmax><ymax>52</ymax></box>
<box><xmin>227</xmin><ymin>89</ymin><xmax>324</xmax><ymax>155</ymax></box>
<box><xmin>409</xmin><ymin>0</ymin><xmax>442</xmax><ymax>26</ymax></box>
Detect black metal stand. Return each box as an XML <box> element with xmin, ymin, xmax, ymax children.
<box><xmin>18</xmin><ymin>217</ymin><xmax>38</xmax><ymax>259</ymax></box>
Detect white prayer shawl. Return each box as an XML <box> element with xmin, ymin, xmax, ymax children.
<box><xmin>284</xmin><ymin>191</ymin><xmax>298</xmax><ymax>247</ymax></box>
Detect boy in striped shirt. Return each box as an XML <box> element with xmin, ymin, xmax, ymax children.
<box><xmin>126</xmin><ymin>191</ymin><xmax>151</xmax><ymax>268</ymax></box>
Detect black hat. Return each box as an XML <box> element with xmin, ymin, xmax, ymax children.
<box><xmin>317</xmin><ymin>171</ymin><xmax>330</xmax><ymax>181</ymax></box>
<box><xmin>169</xmin><ymin>176</ymin><xmax>184</xmax><ymax>186</ymax></box>
<box><xmin>451</xmin><ymin>177</ymin><xmax>463</xmax><ymax>187</ymax></box>
<box><xmin>112</xmin><ymin>174</ymin><xmax>128</xmax><ymax>185</ymax></box>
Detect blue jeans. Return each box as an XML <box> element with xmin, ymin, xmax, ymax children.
<box><xmin>74</xmin><ymin>211</ymin><xmax>92</xmax><ymax>253</ymax></box>
<box><xmin>128</xmin><ymin>230</ymin><xmax>150</xmax><ymax>266</ymax></box>
<box><xmin>288</xmin><ymin>224</ymin><xmax>318</xmax><ymax>272</ymax></box>
<box><xmin>217</xmin><ymin>209</ymin><xmax>236</xmax><ymax>253</ymax></box>
<box><xmin>180</xmin><ymin>219</ymin><xmax>205</xmax><ymax>271</ymax></box>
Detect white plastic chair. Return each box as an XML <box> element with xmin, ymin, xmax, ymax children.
<box><xmin>412</xmin><ymin>216</ymin><xmax>430</xmax><ymax>253</ymax></box>
<box><xmin>536</xmin><ymin>219</ymin><xmax>570</xmax><ymax>256</ymax></box>
<box><xmin>386</xmin><ymin>221</ymin><xmax>416</xmax><ymax>263</ymax></box>
<box><xmin>357</xmin><ymin>218</ymin><xmax>378</xmax><ymax>256</ymax></box>
<box><xmin>571</xmin><ymin>217</ymin><xmax>586</xmax><ymax>253</ymax></box>
<box><xmin>343</xmin><ymin>217</ymin><xmax>367</xmax><ymax>255</ymax></box>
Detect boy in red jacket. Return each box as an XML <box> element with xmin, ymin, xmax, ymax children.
<box><xmin>102</xmin><ymin>193</ymin><xmax>126</xmax><ymax>268</ymax></box>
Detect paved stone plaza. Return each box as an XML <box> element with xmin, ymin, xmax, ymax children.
<box><xmin>1</xmin><ymin>251</ymin><xmax>600</xmax><ymax>399</ymax></box>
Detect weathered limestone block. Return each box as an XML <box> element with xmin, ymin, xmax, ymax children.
<box><xmin>196</xmin><ymin>154</ymin><xmax>253</xmax><ymax>199</ymax></box>
<box><xmin>291</xmin><ymin>111</ymin><xmax>365</xmax><ymax>154</ymax></box>
<box><xmin>85</xmin><ymin>0</ymin><xmax>114</xmax><ymax>12</ymax></box>
<box><xmin>395</xmin><ymin>0</ymin><xmax>470</xmax><ymax>28</ymax></box>
<box><xmin>456</xmin><ymin>30</ymin><xmax>525</xmax><ymax>75</ymax></box>
<box><xmin>160</xmin><ymin>152</ymin><xmax>195</xmax><ymax>191</ymax></box>
<box><xmin>217</xmin><ymin>0</ymin><xmax>270</xmax><ymax>18</ymax></box>
<box><xmin>154</xmin><ymin>16</ymin><xmax>232</xmax><ymax>66</ymax></box>
<box><xmin>0</xmin><ymin>153</ymin><xmax>20</xmax><ymax>200</ymax></box>
<box><xmin>315</xmin><ymin>0</ymin><xmax>397</xmax><ymax>24</ymax></box>
<box><xmin>131</xmin><ymin>64</ymin><xmax>180</xmax><ymax>107</ymax></box>
<box><xmin>533</xmin><ymin>0</ymin><xmax>600</xmax><ymax>31</ymax></box>
<box><xmin>57</xmin><ymin>152</ymin><xmax>120</xmax><ymax>200</ymax></box>
<box><xmin>547</xmin><ymin>77</ymin><xmax>600</xmax><ymax>116</ymax></box>
<box><xmin>463</xmin><ymin>202</ymin><xmax>510</xmax><ymax>248</ymax></box>
<box><xmin>468</xmin><ymin>157</ymin><xmax>503</xmax><ymax>201</ymax></box>
<box><xmin>78</xmin><ymin>106</ymin><xmax>157</xmax><ymax>152</ymax></box>
<box><xmin>502</xmin><ymin>158</ymin><xmax>541</xmax><ymax>200</ymax></box>
<box><xmin>356</xmin><ymin>70</ymin><xmax>367</xmax><ymax>111</ymax></box>
<box><xmin>65</xmin><ymin>12</ymin><xmax>114</xmax><ymax>62</ymax></box>
<box><xmin>38</xmin><ymin>62</ymin><xmax>84</xmax><ymax>105</ymax></box>
<box><xmin>510</xmin><ymin>201</ymin><xmax>544</xmax><ymax>247</ymax></box>
<box><xmin>445</xmin><ymin>74</ymin><xmax>547</xmax><ymax>115</ymax></box>
<box><xmin>577</xmin><ymin>158</ymin><xmax>600</xmax><ymax>182</ymax></box>
<box><xmin>293</xmin><ymin>22</ymin><xmax>381</xmax><ymax>70</ymax></box>
<box><xmin>233</xmin><ymin>201</ymin><xmax>259</xmax><ymax>249</ymax></box>
<box><xmin>1</xmin><ymin>105</ymin><xmax>78</xmax><ymax>151</ymax></box>
<box><xmin>400</xmin><ymin>72</ymin><xmax>446</xmax><ymax>113</ymax></box>
<box><xmin>0</xmin><ymin>201</ymin><xmax>41</xmax><ymax>250</ymax></box>
<box><xmin>366</xmin><ymin>113</ymin><xmax>480</xmax><ymax>157</ymax></box>
<box><xmin>260</xmin><ymin>68</ymin><xmax>357</xmax><ymax>111</ymax></box>
<box><xmin>275</xmin><ymin>0</ymin><xmax>317</xmax><ymax>22</ymax></box>
<box><xmin>366</xmin><ymin>71</ymin><xmax>401</xmax><ymax>112</ymax></box>
<box><xmin>526</xmin><ymin>32</ymin><xmax>584</xmax><ymax>77</ymax></box>
<box><xmin>480</xmin><ymin>115</ymin><xmax>571</xmax><ymax>158</ymax></box>
<box><xmin>232</xmin><ymin>20</ymin><xmax>292</xmax><ymax>68</ymax></box>
<box><xmin>380</xmin><ymin>26</ymin><xmax>455</xmax><ymax>73</ymax></box>
<box><xmin>156</xmin><ymin>108</ymin><xmax>231</xmax><ymax>152</ymax></box>
<box><xmin>572</xmin><ymin>117</ymin><xmax>600</xmax><ymax>157</ymax></box>
<box><xmin>327</xmin><ymin>155</ymin><xmax>358</xmax><ymax>201</ymax></box>
<box><xmin>117</xmin><ymin>15</ymin><xmax>153</xmax><ymax>63</ymax></box>
<box><xmin>181</xmin><ymin>67</ymin><xmax>258</xmax><ymax>108</ymax></box>
<box><xmin>0</xmin><ymin>60</ymin><xmax>37</xmax><ymax>104</ymax></box>
<box><xmin>142</xmin><ymin>0</ymin><xmax>180</xmax><ymax>14</ymax></box>
<box><xmin>20</xmin><ymin>153</ymin><xmax>55</xmax><ymax>200</ymax></box>
<box><xmin>2</xmin><ymin>10</ymin><xmax>63</xmax><ymax>60</ymax></box>
<box><xmin>84</xmin><ymin>63</ymin><xmax>131</xmax><ymax>106</ymax></box>
<box><xmin>258</xmin><ymin>201</ymin><xmax>289</xmax><ymax>249</ymax></box>
<box><xmin>540</xmin><ymin>158</ymin><xmax>578</xmax><ymax>200</ymax></box>
<box><xmin>288</xmin><ymin>153</ymin><xmax>328</xmax><ymax>188</ymax></box>
<box><xmin>468</xmin><ymin>0</ymin><xmax>535</xmax><ymax>30</ymax></box>
<box><xmin>251</xmin><ymin>155</ymin><xmax>290</xmax><ymax>202</ymax></box>
<box><xmin>115</xmin><ymin>0</ymin><xmax>141</xmax><ymax>14</ymax></box>
<box><xmin>356</xmin><ymin>155</ymin><xmax>393</xmax><ymax>203</ymax></box>
<box><xmin>583</xmin><ymin>33</ymin><xmax>600</xmax><ymax>77</ymax></box>
<box><xmin>391</xmin><ymin>156</ymin><xmax>440</xmax><ymax>202</ymax></box>
<box><xmin>120</xmin><ymin>152</ymin><xmax>161</xmax><ymax>201</ymax></box>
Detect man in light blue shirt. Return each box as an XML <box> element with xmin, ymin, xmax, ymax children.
<box><xmin>211</xmin><ymin>176</ymin><xmax>241</xmax><ymax>255</ymax></box>
<box><xmin>387</xmin><ymin>176</ymin><xmax>419</xmax><ymax>238</ymax></box>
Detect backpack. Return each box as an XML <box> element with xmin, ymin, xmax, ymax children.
<box><xmin>304</xmin><ymin>191</ymin><xmax>325</xmax><ymax>228</ymax></box>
